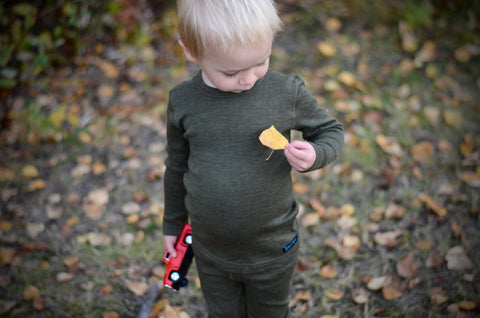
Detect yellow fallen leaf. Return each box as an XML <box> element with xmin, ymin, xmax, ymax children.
<box><xmin>23</xmin><ymin>285</ymin><xmax>41</xmax><ymax>300</ymax></box>
<box><xmin>259</xmin><ymin>125</ymin><xmax>288</xmax><ymax>150</ymax></box>
<box><xmin>458</xmin><ymin>300</ymin><xmax>476</xmax><ymax>310</ymax></box>
<box><xmin>22</xmin><ymin>164</ymin><xmax>39</xmax><ymax>179</ymax></box>
<box><xmin>125</xmin><ymin>280</ymin><xmax>149</xmax><ymax>296</ymax></box>
<box><xmin>317</xmin><ymin>41</ymin><xmax>336</xmax><ymax>56</ymax></box>
<box><xmin>325</xmin><ymin>289</ymin><xmax>344</xmax><ymax>300</ymax></box>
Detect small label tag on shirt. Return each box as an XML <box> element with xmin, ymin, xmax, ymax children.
<box><xmin>282</xmin><ymin>235</ymin><xmax>298</xmax><ymax>253</ymax></box>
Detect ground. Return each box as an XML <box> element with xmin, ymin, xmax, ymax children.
<box><xmin>0</xmin><ymin>1</ymin><xmax>479</xmax><ymax>317</ymax></box>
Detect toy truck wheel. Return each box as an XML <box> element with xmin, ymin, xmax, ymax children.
<box><xmin>184</xmin><ymin>234</ymin><xmax>192</xmax><ymax>245</ymax></box>
<box><xmin>170</xmin><ymin>271</ymin><xmax>181</xmax><ymax>282</ymax></box>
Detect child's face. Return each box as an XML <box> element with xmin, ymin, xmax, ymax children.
<box><xmin>199</xmin><ymin>40</ymin><xmax>272</xmax><ymax>93</ymax></box>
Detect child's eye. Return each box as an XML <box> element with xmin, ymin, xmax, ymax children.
<box><xmin>224</xmin><ymin>72</ymin><xmax>237</xmax><ymax>78</ymax></box>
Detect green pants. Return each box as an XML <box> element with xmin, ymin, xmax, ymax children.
<box><xmin>195</xmin><ymin>249</ymin><xmax>298</xmax><ymax>318</ymax></box>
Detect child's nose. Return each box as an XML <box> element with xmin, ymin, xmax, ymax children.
<box><xmin>239</xmin><ymin>71</ymin><xmax>256</xmax><ymax>86</ymax></box>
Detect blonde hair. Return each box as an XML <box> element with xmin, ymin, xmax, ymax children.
<box><xmin>177</xmin><ymin>0</ymin><xmax>283</xmax><ymax>60</ymax></box>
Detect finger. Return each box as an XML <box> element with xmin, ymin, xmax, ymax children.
<box><xmin>164</xmin><ymin>237</ymin><xmax>178</xmax><ymax>257</ymax></box>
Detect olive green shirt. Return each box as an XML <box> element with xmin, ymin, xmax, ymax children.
<box><xmin>164</xmin><ymin>70</ymin><xmax>343</xmax><ymax>271</ymax></box>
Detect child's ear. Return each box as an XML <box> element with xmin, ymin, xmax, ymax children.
<box><xmin>178</xmin><ymin>40</ymin><xmax>197</xmax><ymax>63</ymax></box>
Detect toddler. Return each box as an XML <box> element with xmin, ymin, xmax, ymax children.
<box><xmin>163</xmin><ymin>0</ymin><xmax>344</xmax><ymax>317</ymax></box>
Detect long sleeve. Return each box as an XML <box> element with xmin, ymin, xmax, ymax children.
<box><xmin>163</xmin><ymin>99</ymin><xmax>189</xmax><ymax>236</ymax></box>
<box><xmin>292</xmin><ymin>76</ymin><xmax>344</xmax><ymax>171</ymax></box>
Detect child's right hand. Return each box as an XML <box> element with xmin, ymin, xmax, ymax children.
<box><xmin>164</xmin><ymin>235</ymin><xmax>178</xmax><ymax>258</ymax></box>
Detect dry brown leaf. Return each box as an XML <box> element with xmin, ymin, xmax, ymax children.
<box><xmin>319</xmin><ymin>264</ymin><xmax>337</xmax><ymax>279</ymax></box>
<box><xmin>376</xmin><ymin>134</ymin><xmax>403</xmax><ymax>157</ymax></box>
<box><xmin>302</xmin><ymin>213</ymin><xmax>320</xmax><ymax>227</ymax></box>
<box><xmin>0</xmin><ymin>248</ymin><xmax>16</xmax><ymax>266</ymax></box>
<box><xmin>385</xmin><ymin>203</ymin><xmax>405</xmax><ymax>219</ymax></box>
<box><xmin>325</xmin><ymin>289</ymin><xmax>344</xmax><ymax>300</ymax></box>
<box><xmin>410</xmin><ymin>141</ymin><xmax>435</xmax><ymax>162</ymax></box>
<box><xmin>125</xmin><ymin>280</ymin><xmax>149</xmax><ymax>296</ymax></box>
<box><xmin>443</xmin><ymin>109</ymin><xmax>464</xmax><ymax>129</ymax></box>
<box><xmin>64</xmin><ymin>255</ymin><xmax>79</xmax><ymax>271</ymax></box>
<box><xmin>103</xmin><ymin>312</ymin><xmax>120</xmax><ymax>318</ymax></box>
<box><xmin>417</xmin><ymin>193</ymin><xmax>447</xmax><ymax>217</ymax></box>
<box><xmin>26</xmin><ymin>179</ymin><xmax>46</xmax><ymax>192</ymax></box>
<box><xmin>99</xmin><ymin>284</ymin><xmax>113</xmax><ymax>296</ymax></box>
<box><xmin>23</xmin><ymin>285</ymin><xmax>41</xmax><ymax>300</ymax></box>
<box><xmin>352</xmin><ymin>288</ymin><xmax>370</xmax><ymax>304</ymax></box>
<box><xmin>445</xmin><ymin>246</ymin><xmax>473</xmax><ymax>271</ymax></box>
<box><xmin>382</xmin><ymin>285</ymin><xmax>402</xmax><ymax>300</ymax></box>
<box><xmin>426</xmin><ymin>251</ymin><xmax>443</xmax><ymax>268</ymax></box>
<box><xmin>367</xmin><ymin>276</ymin><xmax>391</xmax><ymax>291</ymax></box>
<box><xmin>56</xmin><ymin>272</ymin><xmax>74</xmax><ymax>283</ymax></box>
<box><xmin>396</xmin><ymin>255</ymin><xmax>418</xmax><ymax>279</ymax></box>
<box><xmin>374</xmin><ymin>230</ymin><xmax>404</xmax><ymax>247</ymax></box>
<box><xmin>458</xmin><ymin>171</ymin><xmax>480</xmax><ymax>187</ymax></box>
<box><xmin>326</xmin><ymin>17</ymin><xmax>342</xmax><ymax>32</ymax></box>
<box><xmin>83</xmin><ymin>188</ymin><xmax>109</xmax><ymax>220</ymax></box>
<box><xmin>458</xmin><ymin>300</ymin><xmax>477</xmax><ymax>311</ymax></box>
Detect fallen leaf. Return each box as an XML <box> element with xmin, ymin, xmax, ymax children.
<box><xmin>21</xmin><ymin>165</ymin><xmax>39</xmax><ymax>179</ymax></box>
<box><xmin>374</xmin><ymin>230</ymin><xmax>404</xmax><ymax>247</ymax></box>
<box><xmin>259</xmin><ymin>125</ymin><xmax>288</xmax><ymax>150</ymax></box>
<box><xmin>352</xmin><ymin>288</ymin><xmax>370</xmax><ymax>304</ymax></box>
<box><xmin>417</xmin><ymin>193</ymin><xmax>447</xmax><ymax>217</ymax></box>
<box><xmin>443</xmin><ymin>109</ymin><xmax>464</xmax><ymax>129</ymax></box>
<box><xmin>56</xmin><ymin>272</ymin><xmax>74</xmax><ymax>283</ymax></box>
<box><xmin>326</xmin><ymin>17</ymin><xmax>342</xmax><ymax>32</ymax></box>
<box><xmin>317</xmin><ymin>41</ymin><xmax>336</xmax><ymax>56</ymax></box>
<box><xmin>367</xmin><ymin>276</ymin><xmax>391</xmax><ymax>291</ymax></box>
<box><xmin>385</xmin><ymin>203</ymin><xmax>405</xmax><ymax>219</ymax></box>
<box><xmin>458</xmin><ymin>300</ymin><xmax>476</xmax><ymax>310</ymax></box>
<box><xmin>83</xmin><ymin>188</ymin><xmax>109</xmax><ymax>220</ymax></box>
<box><xmin>99</xmin><ymin>284</ymin><xmax>113</xmax><ymax>296</ymax></box>
<box><xmin>0</xmin><ymin>248</ymin><xmax>16</xmax><ymax>266</ymax></box>
<box><xmin>27</xmin><ymin>223</ymin><xmax>45</xmax><ymax>239</ymax></box>
<box><xmin>302</xmin><ymin>213</ymin><xmax>320</xmax><ymax>227</ymax></box>
<box><xmin>325</xmin><ymin>289</ymin><xmax>344</xmax><ymax>300</ymax></box>
<box><xmin>103</xmin><ymin>312</ymin><xmax>120</xmax><ymax>318</ymax></box>
<box><xmin>125</xmin><ymin>280</ymin><xmax>149</xmax><ymax>296</ymax></box>
<box><xmin>376</xmin><ymin>134</ymin><xmax>403</xmax><ymax>157</ymax></box>
<box><xmin>319</xmin><ymin>264</ymin><xmax>337</xmax><ymax>279</ymax></box>
<box><xmin>382</xmin><ymin>285</ymin><xmax>402</xmax><ymax>300</ymax></box>
<box><xmin>445</xmin><ymin>246</ymin><xmax>473</xmax><ymax>270</ymax></box>
<box><xmin>23</xmin><ymin>285</ymin><xmax>41</xmax><ymax>300</ymax></box>
<box><xmin>410</xmin><ymin>141</ymin><xmax>435</xmax><ymax>162</ymax></box>
<box><xmin>396</xmin><ymin>255</ymin><xmax>418</xmax><ymax>278</ymax></box>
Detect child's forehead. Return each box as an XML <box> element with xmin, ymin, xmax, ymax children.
<box><xmin>204</xmin><ymin>40</ymin><xmax>272</xmax><ymax>67</ymax></box>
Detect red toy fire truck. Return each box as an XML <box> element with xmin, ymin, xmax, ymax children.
<box><xmin>162</xmin><ymin>223</ymin><xmax>193</xmax><ymax>291</ymax></box>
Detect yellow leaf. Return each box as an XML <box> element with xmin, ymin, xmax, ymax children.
<box><xmin>22</xmin><ymin>165</ymin><xmax>39</xmax><ymax>179</ymax></box>
<box><xmin>259</xmin><ymin>125</ymin><xmax>288</xmax><ymax>150</ymax></box>
<box><xmin>458</xmin><ymin>300</ymin><xmax>476</xmax><ymax>310</ymax></box>
<box><xmin>338</xmin><ymin>71</ymin><xmax>356</xmax><ymax>86</ymax></box>
<box><xmin>443</xmin><ymin>109</ymin><xmax>464</xmax><ymax>129</ymax></box>
<box><xmin>48</xmin><ymin>105</ymin><xmax>66</xmax><ymax>128</ymax></box>
<box><xmin>23</xmin><ymin>285</ymin><xmax>41</xmax><ymax>300</ymax></box>
<box><xmin>317</xmin><ymin>41</ymin><xmax>336</xmax><ymax>56</ymax></box>
<box><xmin>325</xmin><ymin>289</ymin><xmax>344</xmax><ymax>300</ymax></box>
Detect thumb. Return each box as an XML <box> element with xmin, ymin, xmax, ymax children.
<box><xmin>164</xmin><ymin>236</ymin><xmax>178</xmax><ymax>258</ymax></box>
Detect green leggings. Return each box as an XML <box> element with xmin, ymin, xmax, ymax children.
<box><xmin>195</xmin><ymin>250</ymin><xmax>298</xmax><ymax>318</ymax></box>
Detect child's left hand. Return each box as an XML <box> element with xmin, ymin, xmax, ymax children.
<box><xmin>284</xmin><ymin>140</ymin><xmax>316</xmax><ymax>172</ymax></box>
